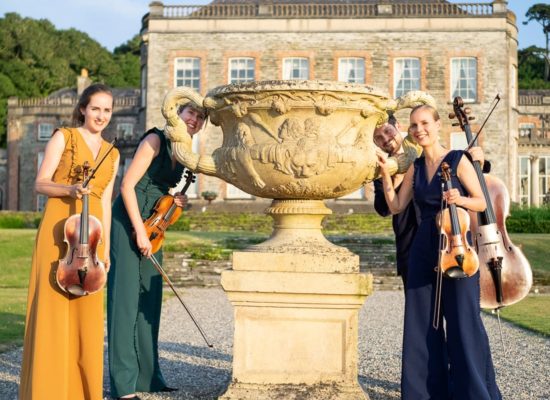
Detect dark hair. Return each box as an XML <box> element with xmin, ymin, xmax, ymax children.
<box><xmin>71</xmin><ymin>83</ymin><xmax>113</xmax><ymax>126</ymax></box>
<box><xmin>410</xmin><ymin>104</ymin><xmax>440</xmax><ymax>121</ymax></box>
<box><xmin>387</xmin><ymin>114</ymin><xmax>397</xmax><ymax>127</ymax></box>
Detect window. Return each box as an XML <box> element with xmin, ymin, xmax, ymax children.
<box><xmin>141</xmin><ymin>66</ymin><xmax>147</xmax><ymax>107</ymax></box>
<box><xmin>117</xmin><ymin>123</ymin><xmax>134</xmax><ymax>140</ymax></box>
<box><xmin>283</xmin><ymin>58</ymin><xmax>309</xmax><ymax>80</ymax></box>
<box><xmin>38</xmin><ymin>123</ymin><xmax>54</xmax><ymax>141</ymax></box>
<box><xmin>394</xmin><ymin>58</ymin><xmax>420</xmax><ymax>97</ymax></box>
<box><xmin>338</xmin><ymin>187</ymin><xmax>365</xmax><ymax>200</ymax></box>
<box><xmin>338</xmin><ymin>58</ymin><xmax>365</xmax><ymax>84</ymax></box>
<box><xmin>175</xmin><ymin>57</ymin><xmax>201</xmax><ymax>90</ymax></box>
<box><xmin>37</xmin><ymin>195</ymin><xmax>47</xmax><ymax>212</ymax></box>
<box><xmin>451</xmin><ymin>57</ymin><xmax>477</xmax><ymax>102</ymax></box>
<box><xmin>539</xmin><ymin>156</ymin><xmax>550</xmax><ymax>204</ymax></box>
<box><xmin>37</xmin><ymin>152</ymin><xmax>47</xmax><ymax>211</ymax></box>
<box><xmin>450</xmin><ymin>132</ymin><xmax>468</xmax><ymax>150</ymax></box>
<box><xmin>229</xmin><ymin>58</ymin><xmax>255</xmax><ymax>84</ymax></box>
<box><xmin>226</xmin><ymin>184</ymin><xmax>252</xmax><ymax>199</ymax></box>
<box><xmin>519</xmin><ymin>156</ymin><xmax>530</xmax><ymax>206</ymax></box>
<box><xmin>519</xmin><ymin>123</ymin><xmax>535</xmax><ymax>138</ymax></box>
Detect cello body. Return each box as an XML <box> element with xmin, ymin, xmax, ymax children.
<box><xmin>469</xmin><ymin>174</ymin><xmax>533</xmax><ymax>309</ymax></box>
<box><xmin>449</xmin><ymin>95</ymin><xmax>532</xmax><ymax>309</ymax></box>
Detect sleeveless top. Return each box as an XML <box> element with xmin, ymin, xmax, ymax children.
<box><xmin>53</xmin><ymin>127</ymin><xmax>118</xmax><ymax>202</ymax></box>
<box><xmin>134</xmin><ymin>128</ymin><xmax>185</xmax><ymax>219</ymax></box>
<box><xmin>413</xmin><ymin>150</ymin><xmax>468</xmax><ymax>222</ymax></box>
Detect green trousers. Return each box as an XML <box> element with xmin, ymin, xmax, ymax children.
<box><xmin>107</xmin><ymin>198</ymin><xmax>167</xmax><ymax>398</ymax></box>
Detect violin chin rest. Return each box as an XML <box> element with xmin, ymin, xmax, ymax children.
<box><xmin>444</xmin><ymin>267</ymin><xmax>468</xmax><ymax>279</ymax></box>
<box><xmin>67</xmin><ymin>285</ymin><xmax>88</xmax><ymax>296</ymax></box>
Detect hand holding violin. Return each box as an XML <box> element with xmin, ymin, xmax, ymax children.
<box><xmin>443</xmin><ymin>188</ymin><xmax>464</xmax><ymax>207</ymax></box>
<box><xmin>69</xmin><ymin>183</ymin><xmax>91</xmax><ymax>200</ymax></box>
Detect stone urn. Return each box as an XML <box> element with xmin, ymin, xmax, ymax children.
<box><xmin>162</xmin><ymin>80</ymin><xmax>432</xmax><ymax>400</ymax></box>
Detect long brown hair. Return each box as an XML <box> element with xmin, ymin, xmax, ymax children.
<box><xmin>71</xmin><ymin>83</ymin><xmax>113</xmax><ymax>126</ymax></box>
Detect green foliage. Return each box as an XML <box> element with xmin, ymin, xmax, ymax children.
<box><xmin>0</xmin><ymin>212</ymin><xmax>41</xmax><ymax>229</ymax></box>
<box><xmin>518</xmin><ymin>46</ymin><xmax>550</xmax><ymax>89</ymax></box>
<box><xmin>507</xmin><ymin>205</ymin><xmax>550</xmax><ymax>233</ymax></box>
<box><xmin>169</xmin><ymin>215</ymin><xmax>191</xmax><ymax>231</ymax></box>
<box><xmin>524</xmin><ymin>4</ymin><xmax>550</xmax><ymax>34</ymax></box>
<box><xmin>0</xmin><ymin>13</ymin><xmax>141</xmax><ymax>147</ymax></box>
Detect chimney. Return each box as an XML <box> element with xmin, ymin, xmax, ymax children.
<box><xmin>77</xmin><ymin>68</ymin><xmax>92</xmax><ymax>95</ymax></box>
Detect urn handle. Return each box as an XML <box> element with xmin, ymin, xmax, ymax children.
<box><xmin>162</xmin><ymin>87</ymin><xmax>220</xmax><ymax>176</ymax></box>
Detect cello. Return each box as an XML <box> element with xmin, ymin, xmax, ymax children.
<box><xmin>450</xmin><ymin>97</ymin><xmax>532</xmax><ymax>310</ymax></box>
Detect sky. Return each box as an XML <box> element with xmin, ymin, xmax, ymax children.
<box><xmin>0</xmin><ymin>0</ymin><xmax>547</xmax><ymax>52</ymax></box>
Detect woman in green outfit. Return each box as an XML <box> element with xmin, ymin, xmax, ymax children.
<box><xmin>107</xmin><ymin>99</ymin><xmax>207</xmax><ymax>400</ymax></box>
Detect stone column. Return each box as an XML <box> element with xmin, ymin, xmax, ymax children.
<box><xmin>220</xmin><ymin>200</ymin><xmax>372</xmax><ymax>400</ymax></box>
<box><xmin>530</xmin><ymin>155</ymin><xmax>539</xmax><ymax>207</ymax></box>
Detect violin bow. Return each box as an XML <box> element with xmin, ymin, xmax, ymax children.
<box><xmin>149</xmin><ymin>254</ymin><xmax>214</xmax><ymax>348</ymax></box>
<box><xmin>82</xmin><ymin>137</ymin><xmax>118</xmax><ymax>188</ymax></box>
<box><xmin>465</xmin><ymin>94</ymin><xmax>501</xmax><ymax>150</ymax></box>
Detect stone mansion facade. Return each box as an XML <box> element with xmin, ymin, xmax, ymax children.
<box><xmin>5</xmin><ymin>0</ymin><xmax>550</xmax><ymax>210</ymax></box>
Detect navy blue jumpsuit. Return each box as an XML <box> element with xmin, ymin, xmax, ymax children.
<box><xmin>402</xmin><ymin>150</ymin><xmax>501</xmax><ymax>400</ymax></box>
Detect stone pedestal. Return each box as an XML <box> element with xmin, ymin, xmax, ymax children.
<box><xmin>220</xmin><ymin>200</ymin><xmax>373</xmax><ymax>400</ymax></box>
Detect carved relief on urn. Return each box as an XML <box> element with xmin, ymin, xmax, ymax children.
<box><xmin>162</xmin><ymin>80</ymin><xmax>433</xmax><ymax>199</ymax></box>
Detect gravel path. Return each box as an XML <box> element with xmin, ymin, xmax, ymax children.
<box><xmin>0</xmin><ymin>288</ymin><xmax>548</xmax><ymax>399</ymax></box>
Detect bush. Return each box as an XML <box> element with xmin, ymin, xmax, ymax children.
<box><xmin>506</xmin><ymin>205</ymin><xmax>550</xmax><ymax>233</ymax></box>
<box><xmin>0</xmin><ymin>212</ymin><xmax>41</xmax><ymax>229</ymax></box>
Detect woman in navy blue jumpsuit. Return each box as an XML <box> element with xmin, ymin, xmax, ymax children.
<box><xmin>377</xmin><ymin>105</ymin><xmax>501</xmax><ymax>400</ymax></box>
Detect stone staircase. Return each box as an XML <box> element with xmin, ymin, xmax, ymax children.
<box><xmin>163</xmin><ymin>235</ymin><xmax>404</xmax><ymax>291</ymax></box>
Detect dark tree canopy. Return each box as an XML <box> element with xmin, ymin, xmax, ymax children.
<box><xmin>0</xmin><ymin>13</ymin><xmax>141</xmax><ymax>147</ymax></box>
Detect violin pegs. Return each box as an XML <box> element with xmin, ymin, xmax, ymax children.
<box><xmin>448</xmin><ymin>112</ymin><xmax>456</xmax><ymax>119</ymax></box>
<box><xmin>468</xmin><ymin>116</ymin><xmax>475</xmax><ymax>121</ymax></box>
<box><xmin>465</xmin><ymin>107</ymin><xmax>472</xmax><ymax>114</ymax></box>
<box><xmin>452</xmin><ymin>122</ymin><xmax>459</xmax><ymax>127</ymax></box>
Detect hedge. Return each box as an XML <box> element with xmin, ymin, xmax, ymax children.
<box><xmin>0</xmin><ymin>205</ymin><xmax>548</xmax><ymax>234</ymax></box>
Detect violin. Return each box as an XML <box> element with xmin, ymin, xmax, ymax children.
<box><xmin>56</xmin><ymin>161</ymin><xmax>106</xmax><ymax>296</ymax></box>
<box><xmin>450</xmin><ymin>97</ymin><xmax>532</xmax><ymax>309</ymax></box>
<box><xmin>141</xmin><ymin>169</ymin><xmax>195</xmax><ymax>254</ymax></box>
<box><xmin>436</xmin><ymin>162</ymin><xmax>479</xmax><ymax>278</ymax></box>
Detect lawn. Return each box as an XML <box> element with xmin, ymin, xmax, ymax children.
<box><xmin>0</xmin><ymin>229</ymin><xmax>548</xmax><ymax>350</ymax></box>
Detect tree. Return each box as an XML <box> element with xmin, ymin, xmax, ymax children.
<box><xmin>524</xmin><ymin>4</ymin><xmax>550</xmax><ymax>81</ymax></box>
<box><xmin>518</xmin><ymin>46</ymin><xmax>550</xmax><ymax>89</ymax></box>
<box><xmin>0</xmin><ymin>13</ymin><xmax>141</xmax><ymax>147</ymax></box>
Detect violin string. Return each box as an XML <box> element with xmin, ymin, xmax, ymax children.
<box><xmin>433</xmin><ymin>180</ymin><xmax>446</xmax><ymax>330</ymax></box>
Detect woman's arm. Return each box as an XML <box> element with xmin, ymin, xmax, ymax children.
<box><xmin>101</xmin><ymin>153</ymin><xmax>120</xmax><ymax>271</ymax></box>
<box><xmin>35</xmin><ymin>130</ymin><xmax>90</xmax><ymax>199</ymax></box>
<box><xmin>120</xmin><ymin>133</ymin><xmax>161</xmax><ymax>258</ymax></box>
<box><xmin>446</xmin><ymin>154</ymin><xmax>487</xmax><ymax>212</ymax></box>
<box><xmin>376</xmin><ymin>149</ymin><xmax>414</xmax><ymax>214</ymax></box>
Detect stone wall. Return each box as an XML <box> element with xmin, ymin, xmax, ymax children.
<box><xmin>142</xmin><ymin>10</ymin><xmax>519</xmax><ymax>200</ymax></box>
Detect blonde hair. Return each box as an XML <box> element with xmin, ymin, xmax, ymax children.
<box><xmin>410</xmin><ymin>104</ymin><xmax>440</xmax><ymax>121</ymax></box>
